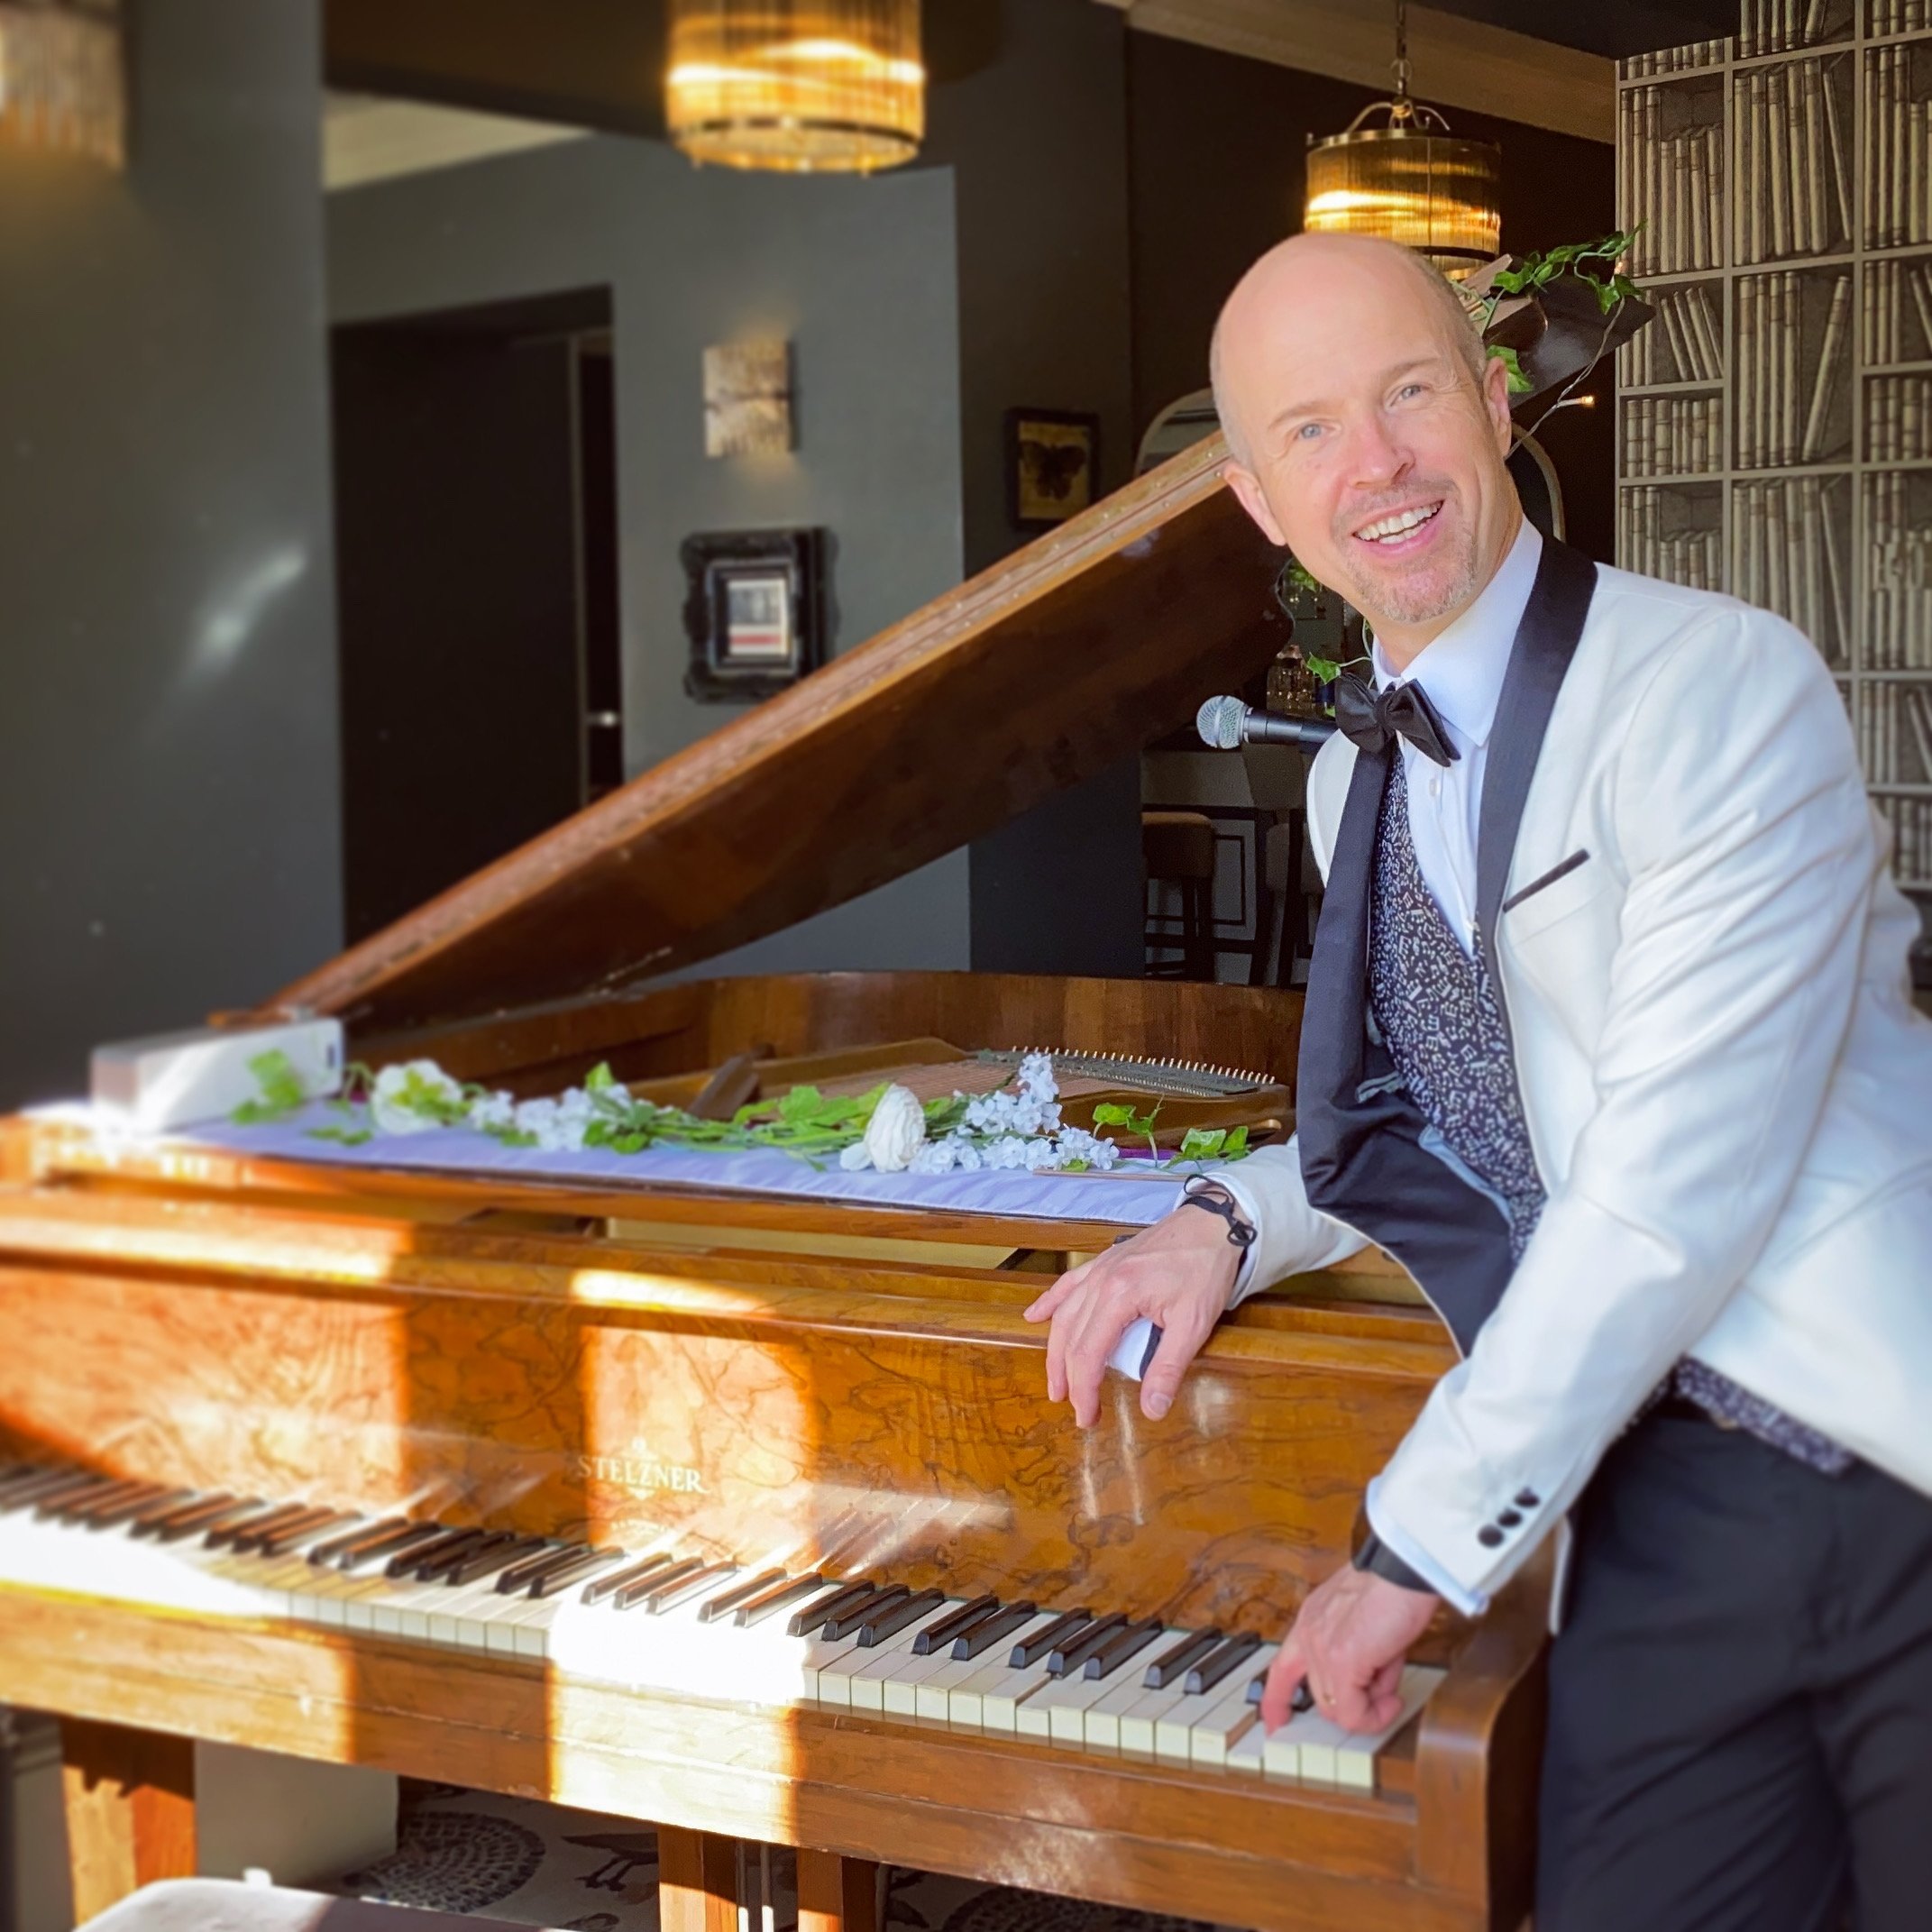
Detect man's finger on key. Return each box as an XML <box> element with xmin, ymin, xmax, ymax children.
<box><xmin>1261</xmin><ymin>1640</ymin><xmax>1308</xmax><ymax>1732</ymax></box>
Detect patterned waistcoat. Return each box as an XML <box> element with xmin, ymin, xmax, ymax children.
<box><xmin>1368</xmin><ymin>755</ymin><xmax>1852</xmax><ymax>1476</ymax></box>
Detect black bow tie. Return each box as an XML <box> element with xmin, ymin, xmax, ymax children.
<box><xmin>1332</xmin><ymin>673</ymin><xmax>1460</xmax><ymax>768</ymax></box>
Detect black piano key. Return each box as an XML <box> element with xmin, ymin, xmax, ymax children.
<box><xmin>1182</xmin><ymin>1631</ymin><xmax>1261</xmax><ymax>1696</ymax></box>
<box><xmin>735</xmin><ymin>1572</ymin><xmax>827</xmax><ymax>1629</ymax></box>
<box><xmin>911</xmin><ymin>1593</ymin><xmax>999</xmax><ymax>1657</ymax></box>
<box><xmin>528</xmin><ymin>1549</ymin><xmax>629</xmax><ymax>1599</ymax></box>
<box><xmin>255</xmin><ymin>1510</ymin><xmax>359</xmax><ymax>1560</ymax></box>
<box><xmin>1010</xmin><ymin>1609</ymin><xmax>1092</xmax><ymax>1671</ymax></box>
<box><xmin>36</xmin><ymin>1475</ymin><xmax>130</xmax><ymax>1520</ymax></box>
<box><xmin>494</xmin><ymin>1543</ymin><xmax>582</xmax><ymax>1595</ymax></box>
<box><xmin>411</xmin><ymin>1529</ymin><xmax>514</xmax><ymax>1584</ymax></box>
<box><xmin>1047</xmin><ymin>1612</ymin><xmax>1129</xmax><ymax>1678</ymax></box>
<box><xmin>616</xmin><ymin>1557</ymin><xmax>704</xmax><ymax>1612</ymax></box>
<box><xmin>581</xmin><ymin>1553</ymin><xmax>673</xmax><ymax>1607</ymax></box>
<box><xmin>441</xmin><ymin>1534</ymin><xmax>547</xmax><ymax>1589</ymax></box>
<box><xmin>823</xmin><ymin>1584</ymin><xmax>909</xmax><ymax>1644</ymax></box>
<box><xmin>787</xmin><ymin>1579</ymin><xmax>874</xmax><ymax>1639</ymax></box>
<box><xmin>856</xmin><ymin>1589</ymin><xmax>947</xmax><ymax>1647</ymax></box>
<box><xmin>209</xmin><ymin>1501</ymin><xmax>310</xmax><ymax>1551</ymax></box>
<box><xmin>386</xmin><ymin>1527</ymin><xmax>482</xmax><ymax>1579</ymax></box>
<box><xmin>1245</xmin><ymin>1671</ymin><xmax>1314</xmax><ymax>1714</ymax></box>
<box><xmin>130</xmin><ymin>1492</ymin><xmax>231</xmax><ymax>1540</ymax></box>
<box><xmin>337</xmin><ymin>1523</ymin><xmax>444</xmax><ymax>1573</ymax></box>
<box><xmin>89</xmin><ymin>1487</ymin><xmax>194</xmax><ymax>1532</ymax></box>
<box><xmin>1140</xmin><ymin>1628</ymin><xmax>1222</xmax><ymax>1691</ymax></box>
<box><xmin>222</xmin><ymin>1500</ymin><xmax>318</xmax><ymax>1552</ymax></box>
<box><xmin>307</xmin><ymin>1517</ymin><xmax>406</xmax><ymax>1567</ymax></box>
<box><xmin>646</xmin><ymin>1562</ymin><xmax>737</xmax><ymax>1615</ymax></box>
<box><xmin>1081</xmin><ymin>1617</ymin><xmax>1165</xmax><ymax>1681</ymax></box>
<box><xmin>56</xmin><ymin>1479</ymin><xmax>157</xmax><ymax>1525</ymax></box>
<box><xmin>698</xmin><ymin>1569</ymin><xmax>788</xmax><ymax>1624</ymax></box>
<box><xmin>156</xmin><ymin>1497</ymin><xmax>266</xmax><ymax>1544</ymax></box>
<box><xmin>2</xmin><ymin>1469</ymin><xmax>90</xmax><ymax>1513</ymax></box>
<box><xmin>951</xmin><ymin>1600</ymin><xmax>1038</xmax><ymax>1662</ymax></box>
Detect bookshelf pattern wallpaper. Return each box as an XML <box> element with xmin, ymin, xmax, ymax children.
<box><xmin>1616</xmin><ymin>0</ymin><xmax>1932</xmax><ymax>921</ymax></box>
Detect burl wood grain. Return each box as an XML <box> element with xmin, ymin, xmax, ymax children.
<box><xmin>267</xmin><ymin>438</ymin><xmax>1281</xmax><ymax>1037</ymax></box>
<box><xmin>0</xmin><ymin>1191</ymin><xmax>1442</xmax><ymax>1634</ymax></box>
<box><xmin>60</xmin><ymin>1718</ymin><xmax>197</xmax><ymax>1921</ymax></box>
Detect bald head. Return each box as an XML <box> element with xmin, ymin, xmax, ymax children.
<box><xmin>1208</xmin><ymin>231</ymin><xmax>1519</xmax><ymax>664</ymax></box>
<box><xmin>1211</xmin><ymin>235</ymin><xmax>1484</xmax><ymax>464</ymax></box>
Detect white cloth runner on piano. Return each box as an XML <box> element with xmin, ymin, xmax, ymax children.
<box><xmin>97</xmin><ymin>1104</ymin><xmax>1187</xmax><ymax>1226</ymax></box>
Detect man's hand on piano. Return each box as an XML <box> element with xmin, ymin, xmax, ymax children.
<box><xmin>1264</xmin><ymin>1567</ymin><xmax>1440</xmax><ymax>1735</ymax></box>
<box><xmin>1023</xmin><ymin>1213</ymin><xmax>1241</xmax><ymax>1427</ymax></box>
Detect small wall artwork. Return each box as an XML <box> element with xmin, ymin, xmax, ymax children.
<box><xmin>1006</xmin><ymin>407</ymin><xmax>1100</xmax><ymax>528</ymax></box>
<box><xmin>704</xmin><ymin>340</ymin><xmax>793</xmax><ymax>457</ymax></box>
<box><xmin>682</xmin><ymin>527</ymin><xmax>827</xmax><ymax>702</ymax></box>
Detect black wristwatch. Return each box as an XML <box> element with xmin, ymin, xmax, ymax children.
<box><xmin>1176</xmin><ymin>1177</ymin><xmax>1257</xmax><ymax>1248</ymax></box>
<box><xmin>1352</xmin><ymin>1530</ymin><xmax>1433</xmax><ymax>1595</ymax></box>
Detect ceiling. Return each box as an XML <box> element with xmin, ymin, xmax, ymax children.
<box><xmin>320</xmin><ymin>0</ymin><xmax>1737</xmax><ymax>171</ymax></box>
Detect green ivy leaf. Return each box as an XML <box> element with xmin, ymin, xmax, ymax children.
<box><xmin>1488</xmin><ymin>344</ymin><xmax>1532</xmax><ymax>394</ymax></box>
<box><xmin>1175</xmin><ymin>1127</ymin><xmax>1229</xmax><ymax>1163</ymax></box>
<box><xmin>584</xmin><ymin>1062</ymin><xmax>617</xmax><ymax>1092</ymax></box>
<box><xmin>307</xmin><ymin>1125</ymin><xmax>372</xmax><ymax>1147</ymax></box>
<box><xmin>232</xmin><ymin>1048</ymin><xmax>309</xmax><ymax>1124</ymax></box>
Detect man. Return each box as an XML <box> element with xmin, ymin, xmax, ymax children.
<box><xmin>1026</xmin><ymin>233</ymin><xmax>1932</xmax><ymax>1929</ymax></box>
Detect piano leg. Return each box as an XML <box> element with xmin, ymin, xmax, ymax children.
<box><xmin>658</xmin><ymin>1825</ymin><xmax>738</xmax><ymax>1932</ymax></box>
<box><xmin>799</xmin><ymin>1848</ymin><xmax>879</xmax><ymax>1932</ymax></box>
<box><xmin>60</xmin><ymin>1718</ymin><xmax>196</xmax><ymax>1920</ymax></box>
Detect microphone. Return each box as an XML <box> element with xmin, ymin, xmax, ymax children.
<box><xmin>1195</xmin><ymin>694</ymin><xmax>1338</xmax><ymax>754</ymax></box>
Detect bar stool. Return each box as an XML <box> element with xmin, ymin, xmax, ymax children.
<box><xmin>1141</xmin><ymin>810</ymin><xmax>1216</xmax><ymax>980</ymax></box>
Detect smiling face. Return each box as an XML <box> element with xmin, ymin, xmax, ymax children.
<box><xmin>1213</xmin><ymin>235</ymin><xmax>1521</xmax><ymax>665</ymax></box>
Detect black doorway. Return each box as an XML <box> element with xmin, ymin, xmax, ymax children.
<box><xmin>329</xmin><ymin>287</ymin><xmax>621</xmax><ymax>944</ymax></box>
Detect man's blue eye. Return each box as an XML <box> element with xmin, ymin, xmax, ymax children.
<box><xmin>1296</xmin><ymin>422</ymin><xmax>1323</xmax><ymax>441</ymax></box>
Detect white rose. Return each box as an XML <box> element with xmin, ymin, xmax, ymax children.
<box><xmin>839</xmin><ymin>1141</ymin><xmax>874</xmax><ymax>1171</ymax></box>
<box><xmin>860</xmin><ymin>1084</ymin><xmax>927</xmax><ymax>1173</ymax></box>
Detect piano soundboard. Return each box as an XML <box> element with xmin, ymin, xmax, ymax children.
<box><xmin>0</xmin><ymin>1460</ymin><xmax>1437</xmax><ymax>1792</ymax></box>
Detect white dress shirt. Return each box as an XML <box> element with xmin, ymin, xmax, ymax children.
<box><xmin>1371</xmin><ymin>516</ymin><xmax>1543</xmax><ymax>946</ymax></box>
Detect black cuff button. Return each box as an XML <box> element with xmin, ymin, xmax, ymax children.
<box><xmin>1478</xmin><ymin>1525</ymin><xmax>1505</xmax><ymax>1548</ymax></box>
<box><xmin>1515</xmin><ymin>1489</ymin><xmax>1540</xmax><ymax>1508</ymax></box>
<box><xmin>1498</xmin><ymin>1509</ymin><xmax>1522</xmax><ymax>1527</ymax></box>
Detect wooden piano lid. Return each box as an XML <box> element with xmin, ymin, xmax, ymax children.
<box><xmin>271</xmin><ymin>434</ymin><xmax>1282</xmax><ymax>1037</ymax></box>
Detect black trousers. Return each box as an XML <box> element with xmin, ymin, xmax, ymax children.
<box><xmin>1536</xmin><ymin>1409</ymin><xmax>1932</xmax><ymax>1930</ymax></box>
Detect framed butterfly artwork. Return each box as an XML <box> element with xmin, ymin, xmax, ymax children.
<box><xmin>1004</xmin><ymin>407</ymin><xmax>1100</xmax><ymax>530</ymax></box>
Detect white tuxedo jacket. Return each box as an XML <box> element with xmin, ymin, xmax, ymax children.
<box><xmin>1209</xmin><ymin>561</ymin><xmax>1932</xmax><ymax>1616</ymax></box>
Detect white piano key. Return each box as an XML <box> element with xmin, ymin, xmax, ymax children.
<box><xmin>1187</xmin><ymin>1673</ymin><xmax>1271</xmax><ymax>1767</ymax></box>
<box><xmin>1030</xmin><ymin>1657</ymin><xmax>1137</xmax><ymax>1742</ymax></box>
<box><xmin>1160</xmin><ymin>1643</ymin><xmax>1280</xmax><ymax>1763</ymax></box>
<box><xmin>1075</xmin><ymin>1670</ymin><xmax>1161</xmax><ymax>1753</ymax></box>
<box><xmin>1290</xmin><ymin>1666</ymin><xmax>1442</xmax><ymax>1790</ymax></box>
<box><xmin>943</xmin><ymin>1615</ymin><xmax>1058</xmax><ymax>1727</ymax></box>
<box><xmin>829</xmin><ymin>1602</ymin><xmax>965</xmax><ymax>1711</ymax></box>
<box><xmin>1226</xmin><ymin>1719</ymin><xmax>1267</xmax><ymax>1777</ymax></box>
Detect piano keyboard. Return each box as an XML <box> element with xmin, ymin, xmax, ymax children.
<box><xmin>0</xmin><ymin>1462</ymin><xmax>1437</xmax><ymax>1793</ymax></box>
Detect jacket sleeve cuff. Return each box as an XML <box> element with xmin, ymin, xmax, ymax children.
<box><xmin>1365</xmin><ymin>1478</ymin><xmax>1490</xmax><ymax>1618</ymax></box>
<box><xmin>1191</xmin><ymin>1141</ymin><xmax>1368</xmax><ymax>1305</ymax></box>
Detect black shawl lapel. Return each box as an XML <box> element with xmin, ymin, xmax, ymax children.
<box><xmin>1293</xmin><ymin>740</ymin><xmax>1390</xmax><ymax>1159</ymax></box>
<box><xmin>1473</xmin><ymin>536</ymin><xmax>1599</xmax><ymax>968</ymax></box>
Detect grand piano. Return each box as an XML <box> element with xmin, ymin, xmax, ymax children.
<box><xmin>0</xmin><ymin>433</ymin><xmax>1546</xmax><ymax>1932</ymax></box>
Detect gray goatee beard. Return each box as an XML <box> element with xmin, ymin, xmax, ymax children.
<box><xmin>1336</xmin><ymin>511</ymin><xmax>1481</xmax><ymax>631</ymax></box>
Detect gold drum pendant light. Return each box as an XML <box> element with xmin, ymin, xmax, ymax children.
<box><xmin>666</xmin><ymin>0</ymin><xmax>924</xmax><ymax>175</ymax></box>
<box><xmin>1304</xmin><ymin>1</ymin><xmax>1500</xmax><ymax>278</ymax></box>
<box><xmin>0</xmin><ymin>0</ymin><xmax>125</xmax><ymax>168</ymax></box>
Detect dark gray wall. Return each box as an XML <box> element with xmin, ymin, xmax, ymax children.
<box><xmin>921</xmin><ymin>0</ymin><xmax>1146</xmax><ymax>978</ymax></box>
<box><xmin>0</xmin><ymin>0</ymin><xmax>343</xmax><ymax>1109</ymax></box>
<box><xmin>326</xmin><ymin>136</ymin><xmax>972</xmax><ymax>975</ymax></box>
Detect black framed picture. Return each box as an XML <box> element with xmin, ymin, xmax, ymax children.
<box><xmin>1005</xmin><ymin>407</ymin><xmax>1101</xmax><ymax>529</ymax></box>
<box><xmin>681</xmin><ymin>526</ymin><xmax>828</xmax><ymax>702</ymax></box>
